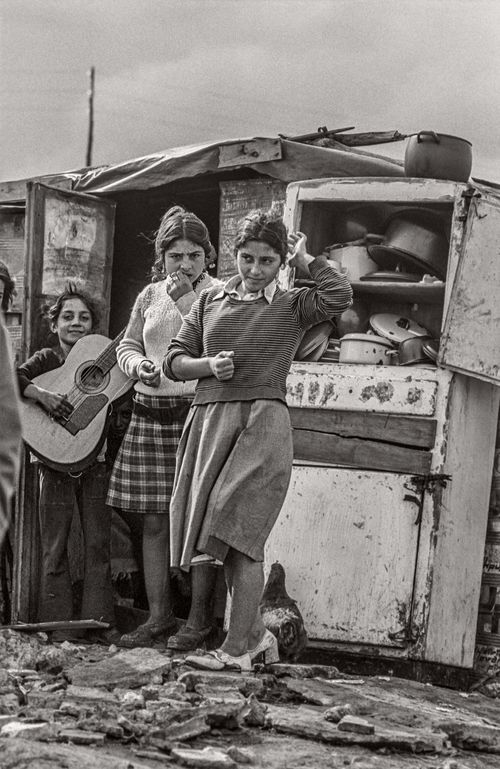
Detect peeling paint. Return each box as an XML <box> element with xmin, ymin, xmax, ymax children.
<box><xmin>308</xmin><ymin>379</ymin><xmax>320</xmax><ymax>403</ymax></box>
<box><xmin>359</xmin><ymin>382</ymin><xmax>395</xmax><ymax>403</ymax></box>
<box><xmin>319</xmin><ymin>380</ymin><xmax>336</xmax><ymax>406</ymax></box>
<box><xmin>407</xmin><ymin>387</ymin><xmax>423</xmax><ymax>404</ymax></box>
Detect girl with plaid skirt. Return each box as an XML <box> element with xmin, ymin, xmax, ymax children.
<box><xmin>163</xmin><ymin>207</ymin><xmax>353</xmax><ymax>671</ymax></box>
<box><xmin>107</xmin><ymin>206</ymin><xmax>221</xmax><ymax>648</ymax></box>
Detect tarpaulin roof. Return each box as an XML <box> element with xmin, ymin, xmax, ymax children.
<box><xmin>74</xmin><ymin>136</ymin><xmax>404</xmax><ymax>195</ymax></box>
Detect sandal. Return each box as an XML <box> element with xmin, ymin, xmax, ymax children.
<box><xmin>166</xmin><ymin>625</ymin><xmax>213</xmax><ymax>652</ymax></box>
<box><xmin>119</xmin><ymin>617</ymin><xmax>178</xmax><ymax>648</ymax></box>
<box><xmin>184</xmin><ymin>648</ymin><xmax>252</xmax><ymax>672</ymax></box>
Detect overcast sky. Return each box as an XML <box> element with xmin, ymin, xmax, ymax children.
<box><xmin>1</xmin><ymin>0</ymin><xmax>499</xmax><ymax>182</ymax></box>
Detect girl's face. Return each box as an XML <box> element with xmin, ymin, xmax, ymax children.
<box><xmin>236</xmin><ymin>240</ymin><xmax>282</xmax><ymax>292</ymax></box>
<box><xmin>163</xmin><ymin>238</ymin><xmax>206</xmax><ymax>283</ymax></box>
<box><xmin>51</xmin><ymin>297</ymin><xmax>93</xmax><ymax>351</ymax></box>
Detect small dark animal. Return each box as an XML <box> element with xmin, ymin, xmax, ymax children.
<box><xmin>260</xmin><ymin>561</ymin><xmax>308</xmax><ymax>662</ymax></box>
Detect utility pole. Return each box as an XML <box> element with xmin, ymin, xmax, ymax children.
<box><xmin>86</xmin><ymin>66</ymin><xmax>95</xmax><ymax>167</ymax></box>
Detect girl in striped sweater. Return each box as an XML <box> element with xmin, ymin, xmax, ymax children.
<box><xmin>163</xmin><ymin>207</ymin><xmax>352</xmax><ymax>671</ymax></box>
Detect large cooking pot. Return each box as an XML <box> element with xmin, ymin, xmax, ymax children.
<box><xmin>404</xmin><ymin>131</ymin><xmax>472</xmax><ymax>182</ymax></box>
<box><xmin>398</xmin><ymin>335</ymin><xmax>434</xmax><ymax>366</ymax></box>
<box><xmin>325</xmin><ymin>239</ymin><xmax>378</xmax><ymax>280</ymax></box>
<box><xmin>339</xmin><ymin>333</ymin><xmax>396</xmax><ymax>365</ymax></box>
<box><xmin>367</xmin><ymin>208</ymin><xmax>449</xmax><ymax>279</ymax></box>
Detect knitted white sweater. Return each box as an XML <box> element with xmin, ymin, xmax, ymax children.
<box><xmin>117</xmin><ymin>273</ymin><xmax>220</xmax><ymax>397</ymax></box>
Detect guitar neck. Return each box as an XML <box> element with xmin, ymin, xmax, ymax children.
<box><xmin>94</xmin><ymin>328</ymin><xmax>126</xmax><ymax>374</ymax></box>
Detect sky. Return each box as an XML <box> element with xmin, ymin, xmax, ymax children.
<box><xmin>1</xmin><ymin>0</ymin><xmax>499</xmax><ymax>183</ymax></box>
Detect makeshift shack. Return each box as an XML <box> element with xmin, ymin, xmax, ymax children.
<box><xmin>4</xmin><ymin>133</ymin><xmax>499</xmax><ymax>684</ymax></box>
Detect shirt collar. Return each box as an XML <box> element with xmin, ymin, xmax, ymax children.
<box><xmin>214</xmin><ymin>275</ymin><xmax>278</xmax><ymax>304</ymax></box>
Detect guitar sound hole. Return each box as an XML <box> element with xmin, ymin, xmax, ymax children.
<box><xmin>75</xmin><ymin>361</ymin><xmax>110</xmax><ymax>394</ymax></box>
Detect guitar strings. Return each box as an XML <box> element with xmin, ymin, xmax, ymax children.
<box><xmin>63</xmin><ymin>329</ymin><xmax>127</xmax><ymax>414</ymax></box>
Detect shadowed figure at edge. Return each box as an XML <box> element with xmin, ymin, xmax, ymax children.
<box><xmin>259</xmin><ymin>562</ymin><xmax>308</xmax><ymax>662</ymax></box>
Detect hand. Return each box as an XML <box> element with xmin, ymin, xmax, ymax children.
<box><xmin>287</xmin><ymin>231</ymin><xmax>308</xmax><ymax>268</ymax></box>
<box><xmin>138</xmin><ymin>360</ymin><xmax>161</xmax><ymax>387</ymax></box>
<box><xmin>37</xmin><ymin>389</ymin><xmax>73</xmax><ymax>420</ymax></box>
<box><xmin>165</xmin><ymin>270</ymin><xmax>193</xmax><ymax>301</ymax></box>
<box><xmin>209</xmin><ymin>350</ymin><xmax>234</xmax><ymax>381</ymax></box>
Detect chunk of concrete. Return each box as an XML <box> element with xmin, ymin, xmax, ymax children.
<box><xmin>171</xmin><ymin>745</ymin><xmax>237</xmax><ymax>768</ymax></box>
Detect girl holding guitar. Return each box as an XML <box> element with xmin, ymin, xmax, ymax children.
<box><xmin>17</xmin><ymin>283</ymin><xmax>116</xmax><ymax>643</ymax></box>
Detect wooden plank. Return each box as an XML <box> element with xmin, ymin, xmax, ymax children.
<box><xmin>423</xmin><ymin>376</ymin><xmax>500</xmax><ymax>667</ymax></box>
<box><xmin>0</xmin><ymin>174</ymin><xmax>73</xmax><ymax>203</ymax></box>
<box><xmin>439</xmin><ymin>194</ymin><xmax>500</xmax><ymax>385</ymax></box>
<box><xmin>289</xmin><ymin>407</ymin><xmax>436</xmax><ymax>449</ymax></box>
<box><xmin>287</xmin><ymin>363</ymin><xmax>440</xmax><ymax>416</ymax></box>
<box><xmin>218</xmin><ymin>138</ymin><xmax>282</xmax><ymax>168</ymax></box>
<box><xmin>265</xmin><ymin>466</ymin><xmax>422</xmax><ymax>646</ymax></box>
<box><xmin>288</xmin><ymin>178</ymin><xmax>463</xmax><ymax>204</ymax></box>
<box><xmin>293</xmin><ymin>428</ymin><xmax>432</xmax><ymax>475</ymax></box>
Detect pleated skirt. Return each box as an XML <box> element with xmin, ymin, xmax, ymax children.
<box><xmin>106</xmin><ymin>393</ymin><xmax>190</xmax><ymax>513</ymax></box>
<box><xmin>169</xmin><ymin>399</ymin><xmax>293</xmax><ymax>570</ymax></box>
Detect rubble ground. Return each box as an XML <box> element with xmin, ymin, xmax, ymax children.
<box><xmin>1</xmin><ymin>628</ymin><xmax>500</xmax><ymax>769</ymax></box>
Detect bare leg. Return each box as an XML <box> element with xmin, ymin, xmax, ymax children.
<box><xmin>221</xmin><ymin>548</ymin><xmax>266</xmax><ymax>657</ymax></box>
<box><xmin>185</xmin><ymin>562</ymin><xmax>217</xmax><ymax>629</ymax></box>
<box><xmin>141</xmin><ymin>514</ymin><xmax>172</xmax><ymax>625</ymax></box>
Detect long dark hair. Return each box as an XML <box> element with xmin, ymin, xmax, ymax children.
<box><xmin>151</xmin><ymin>205</ymin><xmax>215</xmax><ymax>282</ymax></box>
<box><xmin>45</xmin><ymin>281</ymin><xmax>100</xmax><ymax>330</ymax></box>
<box><xmin>234</xmin><ymin>205</ymin><xmax>288</xmax><ymax>264</ymax></box>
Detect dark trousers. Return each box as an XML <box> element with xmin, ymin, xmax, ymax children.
<box><xmin>37</xmin><ymin>463</ymin><xmax>114</xmax><ymax>623</ymax></box>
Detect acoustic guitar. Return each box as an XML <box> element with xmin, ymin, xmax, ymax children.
<box><xmin>20</xmin><ymin>331</ymin><xmax>133</xmax><ymax>473</ymax></box>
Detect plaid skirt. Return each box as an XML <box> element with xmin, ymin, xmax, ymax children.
<box><xmin>106</xmin><ymin>393</ymin><xmax>192</xmax><ymax>513</ymax></box>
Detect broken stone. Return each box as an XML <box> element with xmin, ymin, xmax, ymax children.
<box><xmin>25</xmin><ymin>687</ymin><xmax>65</xmax><ymax>709</ymax></box>
<box><xmin>141</xmin><ymin>684</ymin><xmax>160</xmax><ymax>701</ymax></box>
<box><xmin>338</xmin><ymin>715</ymin><xmax>375</xmax><ymax>735</ymax></box>
<box><xmin>324</xmin><ymin>704</ymin><xmax>352</xmax><ymax>723</ymax></box>
<box><xmin>437</xmin><ymin>719</ymin><xmax>500</xmax><ymax>753</ymax></box>
<box><xmin>0</xmin><ymin>720</ymin><xmax>55</xmax><ymax>740</ymax></box>
<box><xmin>178</xmin><ymin>670</ymin><xmax>263</xmax><ymax>696</ymax></box>
<box><xmin>265</xmin><ymin>663</ymin><xmax>341</xmax><ymax>679</ymax></box>
<box><xmin>264</xmin><ymin>704</ymin><xmax>448</xmax><ymax>753</ymax></box>
<box><xmin>150</xmin><ymin>712</ymin><xmax>211</xmax><ymax>745</ymax></box>
<box><xmin>64</xmin><ymin>684</ymin><xmax>119</xmax><ymax>706</ymax></box>
<box><xmin>67</xmin><ymin>647</ymin><xmax>172</xmax><ymax>689</ymax></box>
<box><xmin>158</xmin><ymin>680</ymin><xmax>188</xmax><ymax>700</ymax></box>
<box><xmin>1</xmin><ymin>739</ymin><xmax>155</xmax><ymax>768</ymax></box>
<box><xmin>119</xmin><ymin>689</ymin><xmax>145</xmax><ymax>709</ymax></box>
<box><xmin>171</xmin><ymin>745</ymin><xmax>236</xmax><ymax>768</ymax></box>
<box><xmin>282</xmin><ymin>676</ymin><xmax>339</xmax><ymax>706</ymax></box>
<box><xmin>58</xmin><ymin>728</ymin><xmax>106</xmax><ymax>745</ymax></box>
<box><xmin>226</xmin><ymin>744</ymin><xmax>254</xmax><ymax>763</ymax></box>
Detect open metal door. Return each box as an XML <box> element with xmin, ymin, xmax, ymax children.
<box><xmin>12</xmin><ymin>182</ymin><xmax>116</xmax><ymax>622</ymax></box>
<box><xmin>439</xmin><ymin>189</ymin><xmax>500</xmax><ymax>385</ymax></box>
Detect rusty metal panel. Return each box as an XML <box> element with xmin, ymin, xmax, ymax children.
<box><xmin>287</xmin><ymin>363</ymin><xmax>439</xmax><ymax>415</ymax></box>
<box><xmin>265</xmin><ymin>465</ymin><xmax>422</xmax><ymax>646</ymax></box>
<box><xmin>218</xmin><ymin>138</ymin><xmax>282</xmax><ymax>168</ymax></box>
<box><xmin>440</xmin><ymin>193</ymin><xmax>500</xmax><ymax>385</ymax></box>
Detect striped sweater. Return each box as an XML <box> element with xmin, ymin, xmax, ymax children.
<box><xmin>164</xmin><ymin>257</ymin><xmax>352</xmax><ymax>405</ymax></box>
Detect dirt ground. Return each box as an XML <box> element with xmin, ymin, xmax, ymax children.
<box><xmin>1</xmin><ymin>629</ymin><xmax>500</xmax><ymax>769</ymax></box>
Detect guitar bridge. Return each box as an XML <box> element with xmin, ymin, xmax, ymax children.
<box><xmin>62</xmin><ymin>394</ymin><xmax>108</xmax><ymax>435</ymax></box>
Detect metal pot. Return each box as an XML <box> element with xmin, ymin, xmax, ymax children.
<box><xmin>366</xmin><ymin>208</ymin><xmax>449</xmax><ymax>279</ymax></box>
<box><xmin>398</xmin><ymin>335</ymin><xmax>434</xmax><ymax>366</ymax></box>
<box><xmin>325</xmin><ymin>239</ymin><xmax>377</xmax><ymax>280</ymax></box>
<box><xmin>339</xmin><ymin>333</ymin><xmax>396</xmax><ymax>365</ymax></box>
<box><xmin>404</xmin><ymin>131</ymin><xmax>472</xmax><ymax>182</ymax></box>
